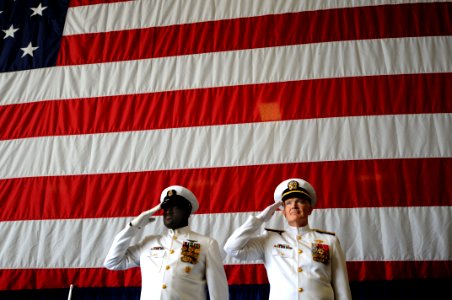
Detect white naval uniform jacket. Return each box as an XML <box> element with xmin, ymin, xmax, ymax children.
<box><xmin>104</xmin><ymin>225</ymin><xmax>229</xmax><ymax>300</ymax></box>
<box><xmin>224</xmin><ymin>216</ymin><xmax>352</xmax><ymax>300</ymax></box>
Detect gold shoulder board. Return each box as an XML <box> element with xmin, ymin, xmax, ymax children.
<box><xmin>313</xmin><ymin>229</ymin><xmax>335</xmax><ymax>236</ymax></box>
<box><xmin>265</xmin><ymin>228</ymin><xmax>285</xmax><ymax>235</ymax></box>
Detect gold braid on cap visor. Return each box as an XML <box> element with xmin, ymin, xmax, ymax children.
<box><xmin>281</xmin><ymin>189</ymin><xmax>311</xmax><ymax>201</ymax></box>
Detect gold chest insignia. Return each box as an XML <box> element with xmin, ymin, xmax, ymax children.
<box><xmin>311</xmin><ymin>242</ymin><xmax>330</xmax><ymax>264</ymax></box>
<box><xmin>181</xmin><ymin>240</ymin><xmax>201</xmax><ymax>264</ymax></box>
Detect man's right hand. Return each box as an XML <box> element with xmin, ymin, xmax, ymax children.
<box><xmin>256</xmin><ymin>201</ymin><xmax>283</xmax><ymax>222</ymax></box>
<box><xmin>130</xmin><ymin>204</ymin><xmax>161</xmax><ymax>229</ymax></box>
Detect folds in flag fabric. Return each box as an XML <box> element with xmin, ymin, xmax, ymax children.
<box><xmin>1</xmin><ymin>0</ymin><xmax>451</xmax><ymax>299</ymax></box>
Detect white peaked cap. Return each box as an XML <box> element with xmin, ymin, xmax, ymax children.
<box><xmin>160</xmin><ymin>185</ymin><xmax>199</xmax><ymax>213</ymax></box>
<box><xmin>274</xmin><ymin>178</ymin><xmax>317</xmax><ymax>207</ymax></box>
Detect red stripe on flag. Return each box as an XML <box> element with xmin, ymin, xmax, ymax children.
<box><xmin>2</xmin><ymin>261</ymin><xmax>452</xmax><ymax>290</ymax></box>
<box><xmin>69</xmin><ymin>0</ymin><xmax>132</xmax><ymax>8</ymax></box>
<box><xmin>346</xmin><ymin>261</ymin><xmax>452</xmax><ymax>281</ymax></box>
<box><xmin>0</xmin><ymin>268</ymin><xmax>141</xmax><ymax>290</ymax></box>
<box><xmin>2</xmin><ymin>73</ymin><xmax>451</xmax><ymax>140</ymax></box>
<box><xmin>226</xmin><ymin>261</ymin><xmax>452</xmax><ymax>284</ymax></box>
<box><xmin>57</xmin><ymin>3</ymin><xmax>452</xmax><ymax>66</ymax></box>
<box><xmin>1</xmin><ymin>158</ymin><xmax>451</xmax><ymax>221</ymax></box>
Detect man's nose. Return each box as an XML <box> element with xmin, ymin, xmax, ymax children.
<box><xmin>165</xmin><ymin>207</ymin><xmax>175</xmax><ymax>214</ymax></box>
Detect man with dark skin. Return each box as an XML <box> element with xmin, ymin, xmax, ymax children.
<box><xmin>162</xmin><ymin>199</ymin><xmax>190</xmax><ymax>229</ymax></box>
<box><xmin>104</xmin><ymin>185</ymin><xmax>229</xmax><ymax>300</ymax></box>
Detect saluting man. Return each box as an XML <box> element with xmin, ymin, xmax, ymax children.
<box><xmin>224</xmin><ymin>178</ymin><xmax>352</xmax><ymax>300</ymax></box>
<box><xmin>104</xmin><ymin>185</ymin><xmax>229</xmax><ymax>300</ymax></box>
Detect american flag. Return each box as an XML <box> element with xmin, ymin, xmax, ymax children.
<box><xmin>1</xmin><ymin>0</ymin><xmax>451</xmax><ymax>298</ymax></box>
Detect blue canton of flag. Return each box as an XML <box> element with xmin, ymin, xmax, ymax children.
<box><xmin>0</xmin><ymin>0</ymin><xmax>69</xmax><ymax>72</ymax></box>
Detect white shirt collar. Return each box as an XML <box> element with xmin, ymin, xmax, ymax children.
<box><xmin>167</xmin><ymin>225</ymin><xmax>190</xmax><ymax>237</ymax></box>
<box><xmin>287</xmin><ymin>223</ymin><xmax>311</xmax><ymax>235</ymax></box>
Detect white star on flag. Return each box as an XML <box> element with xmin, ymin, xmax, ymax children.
<box><xmin>30</xmin><ymin>3</ymin><xmax>47</xmax><ymax>17</ymax></box>
<box><xmin>3</xmin><ymin>25</ymin><xmax>20</xmax><ymax>39</ymax></box>
<box><xmin>20</xmin><ymin>42</ymin><xmax>39</xmax><ymax>57</ymax></box>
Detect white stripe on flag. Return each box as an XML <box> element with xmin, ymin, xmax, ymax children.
<box><xmin>1</xmin><ymin>114</ymin><xmax>451</xmax><ymax>179</ymax></box>
<box><xmin>64</xmin><ymin>0</ymin><xmax>443</xmax><ymax>35</ymax></box>
<box><xmin>1</xmin><ymin>206</ymin><xmax>451</xmax><ymax>269</ymax></box>
<box><xmin>1</xmin><ymin>36</ymin><xmax>451</xmax><ymax>105</ymax></box>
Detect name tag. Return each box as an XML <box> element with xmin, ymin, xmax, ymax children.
<box><xmin>148</xmin><ymin>247</ymin><xmax>165</xmax><ymax>258</ymax></box>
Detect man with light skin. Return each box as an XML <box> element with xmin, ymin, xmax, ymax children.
<box><xmin>104</xmin><ymin>185</ymin><xmax>229</xmax><ymax>300</ymax></box>
<box><xmin>224</xmin><ymin>178</ymin><xmax>352</xmax><ymax>300</ymax></box>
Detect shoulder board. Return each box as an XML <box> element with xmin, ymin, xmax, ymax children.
<box><xmin>313</xmin><ymin>229</ymin><xmax>335</xmax><ymax>236</ymax></box>
<box><xmin>265</xmin><ymin>228</ymin><xmax>285</xmax><ymax>235</ymax></box>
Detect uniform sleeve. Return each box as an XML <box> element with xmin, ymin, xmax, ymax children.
<box><xmin>103</xmin><ymin>224</ymin><xmax>141</xmax><ymax>270</ymax></box>
<box><xmin>205</xmin><ymin>238</ymin><xmax>229</xmax><ymax>300</ymax></box>
<box><xmin>223</xmin><ymin>215</ymin><xmax>267</xmax><ymax>261</ymax></box>
<box><xmin>331</xmin><ymin>237</ymin><xmax>353</xmax><ymax>300</ymax></box>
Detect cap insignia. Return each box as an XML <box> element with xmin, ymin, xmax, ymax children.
<box><xmin>167</xmin><ymin>190</ymin><xmax>176</xmax><ymax>197</ymax></box>
<box><xmin>282</xmin><ymin>180</ymin><xmax>311</xmax><ymax>201</ymax></box>
<box><xmin>288</xmin><ymin>180</ymin><xmax>300</xmax><ymax>190</ymax></box>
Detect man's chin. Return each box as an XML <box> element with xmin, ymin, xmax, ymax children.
<box><xmin>164</xmin><ymin>219</ymin><xmax>173</xmax><ymax>227</ymax></box>
<box><xmin>287</xmin><ymin>215</ymin><xmax>303</xmax><ymax>222</ymax></box>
